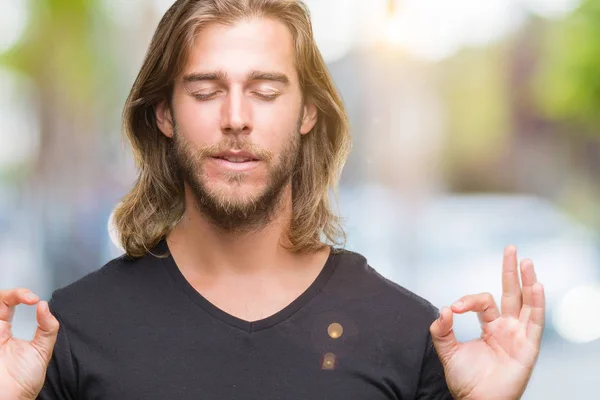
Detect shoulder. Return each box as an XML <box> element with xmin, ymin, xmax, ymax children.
<box><xmin>325</xmin><ymin>249</ymin><xmax>441</xmax><ymax>376</ymax></box>
<box><xmin>328</xmin><ymin>248</ymin><xmax>440</xmax><ymax>326</ymax></box>
<box><xmin>48</xmin><ymin>249</ymin><xmax>168</xmax><ymax>322</ymax></box>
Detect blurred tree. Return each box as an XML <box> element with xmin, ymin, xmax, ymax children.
<box><xmin>532</xmin><ymin>0</ymin><xmax>600</xmax><ymax>136</ymax></box>
<box><xmin>1</xmin><ymin>0</ymin><xmax>100</xmax><ymax>113</ymax></box>
<box><xmin>436</xmin><ymin>43</ymin><xmax>514</xmax><ymax>193</ymax></box>
<box><xmin>0</xmin><ymin>0</ymin><xmax>122</xmax><ymax>291</ymax></box>
<box><xmin>530</xmin><ymin>0</ymin><xmax>600</xmax><ymax>232</ymax></box>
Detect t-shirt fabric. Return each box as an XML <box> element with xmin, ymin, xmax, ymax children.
<box><xmin>37</xmin><ymin>239</ymin><xmax>453</xmax><ymax>399</ymax></box>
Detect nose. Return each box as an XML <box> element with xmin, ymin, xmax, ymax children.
<box><xmin>220</xmin><ymin>87</ymin><xmax>252</xmax><ymax>135</ymax></box>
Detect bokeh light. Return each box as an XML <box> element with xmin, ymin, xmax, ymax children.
<box><xmin>0</xmin><ymin>68</ymin><xmax>39</xmax><ymax>168</ymax></box>
<box><xmin>303</xmin><ymin>0</ymin><xmax>360</xmax><ymax>63</ymax></box>
<box><xmin>0</xmin><ymin>0</ymin><xmax>29</xmax><ymax>54</ymax></box>
<box><xmin>522</xmin><ymin>0</ymin><xmax>582</xmax><ymax>18</ymax></box>
<box><xmin>554</xmin><ymin>284</ymin><xmax>600</xmax><ymax>343</ymax></box>
<box><xmin>327</xmin><ymin>322</ymin><xmax>344</xmax><ymax>339</ymax></box>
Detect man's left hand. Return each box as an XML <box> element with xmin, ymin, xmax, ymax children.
<box><xmin>429</xmin><ymin>245</ymin><xmax>545</xmax><ymax>400</ymax></box>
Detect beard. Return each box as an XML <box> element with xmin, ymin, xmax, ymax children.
<box><xmin>170</xmin><ymin>117</ymin><xmax>302</xmax><ymax>234</ymax></box>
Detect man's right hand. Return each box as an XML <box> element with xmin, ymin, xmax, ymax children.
<box><xmin>0</xmin><ymin>288</ymin><xmax>60</xmax><ymax>400</ymax></box>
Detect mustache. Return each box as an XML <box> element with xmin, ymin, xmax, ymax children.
<box><xmin>178</xmin><ymin>136</ymin><xmax>274</xmax><ymax>163</ymax></box>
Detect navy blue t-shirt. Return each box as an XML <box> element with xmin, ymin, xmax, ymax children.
<box><xmin>38</xmin><ymin>239</ymin><xmax>452</xmax><ymax>399</ymax></box>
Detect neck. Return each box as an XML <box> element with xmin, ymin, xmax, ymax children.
<box><xmin>166</xmin><ymin>183</ymin><xmax>299</xmax><ymax>275</ymax></box>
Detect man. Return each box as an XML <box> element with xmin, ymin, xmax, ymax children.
<box><xmin>0</xmin><ymin>0</ymin><xmax>545</xmax><ymax>399</ymax></box>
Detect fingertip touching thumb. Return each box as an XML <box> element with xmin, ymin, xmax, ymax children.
<box><xmin>429</xmin><ymin>307</ymin><xmax>458</xmax><ymax>362</ymax></box>
<box><xmin>32</xmin><ymin>301</ymin><xmax>60</xmax><ymax>362</ymax></box>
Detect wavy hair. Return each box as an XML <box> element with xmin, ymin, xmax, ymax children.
<box><xmin>114</xmin><ymin>0</ymin><xmax>351</xmax><ymax>258</ymax></box>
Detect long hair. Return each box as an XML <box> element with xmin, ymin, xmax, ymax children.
<box><xmin>114</xmin><ymin>0</ymin><xmax>351</xmax><ymax>258</ymax></box>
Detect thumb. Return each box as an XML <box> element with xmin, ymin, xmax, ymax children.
<box><xmin>31</xmin><ymin>301</ymin><xmax>60</xmax><ymax>362</ymax></box>
<box><xmin>429</xmin><ymin>307</ymin><xmax>459</xmax><ymax>364</ymax></box>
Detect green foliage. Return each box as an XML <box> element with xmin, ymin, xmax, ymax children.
<box><xmin>438</xmin><ymin>44</ymin><xmax>513</xmax><ymax>165</ymax></box>
<box><xmin>0</xmin><ymin>0</ymin><xmax>101</xmax><ymax>106</ymax></box>
<box><xmin>533</xmin><ymin>0</ymin><xmax>600</xmax><ymax>134</ymax></box>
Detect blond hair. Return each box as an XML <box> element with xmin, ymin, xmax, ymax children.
<box><xmin>115</xmin><ymin>0</ymin><xmax>351</xmax><ymax>258</ymax></box>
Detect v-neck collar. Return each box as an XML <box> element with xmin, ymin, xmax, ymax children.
<box><xmin>157</xmin><ymin>239</ymin><xmax>340</xmax><ymax>333</ymax></box>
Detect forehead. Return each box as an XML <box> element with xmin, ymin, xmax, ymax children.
<box><xmin>182</xmin><ymin>17</ymin><xmax>297</xmax><ymax>82</ymax></box>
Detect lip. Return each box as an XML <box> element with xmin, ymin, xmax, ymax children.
<box><xmin>213</xmin><ymin>150</ymin><xmax>259</xmax><ymax>161</ymax></box>
<box><xmin>209</xmin><ymin>155</ymin><xmax>261</xmax><ymax>172</ymax></box>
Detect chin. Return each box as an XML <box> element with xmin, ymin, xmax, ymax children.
<box><xmin>210</xmin><ymin>182</ymin><xmax>266</xmax><ymax>203</ymax></box>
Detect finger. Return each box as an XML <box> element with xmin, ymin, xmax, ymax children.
<box><xmin>527</xmin><ymin>283</ymin><xmax>545</xmax><ymax>344</ymax></box>
<box><xmin>451</xmin><ymin>292</ymin><xmax>501</xmax><ymax>324</ymax></box>
<box><xmin>0</xmin><ymin>288</ymin><xmax>39</xmax><ymax>322</ymax></box>
<box><xmin>501</xmin><ymin>245</ymin><xmax>522</xmax><ymax>318</ymax></box>
<box><xmin>519</xmin><ymin>259</ymin><xmax>537</xmax><ymax>324</ymax></box>
<box><xmin>430</xmin><ymin>307</ymin><xmax>459</xmax><ymax>364</ymax></box>
<box><xmin>31</xmin><ymin>301</ymin><xmax>60</xmax><ymax>363</ymax></box>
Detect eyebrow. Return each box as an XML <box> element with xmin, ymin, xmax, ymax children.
<box><xmin>182</xmin><ymin>69</ymin><xmax>290</xmax><ymax>85</ymax></box>
<box><xmin>247</xmin><ymin>70</ymin><xmax>290</xmax><ymax>85</ymax></box>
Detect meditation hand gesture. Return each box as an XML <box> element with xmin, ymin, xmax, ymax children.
<box><xmin>0</xmin><ymin>289</ymin><xmax>60</xmax><ymax>400</ymax></box>
<box><xmin>430</xmin><ymin>246</ymin><xmax>545</xmax><ymax>400</ymax></box>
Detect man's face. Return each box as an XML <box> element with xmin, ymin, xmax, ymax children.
<box><xmin>157</xmin><ymin>18</ymin><xmax>317</xmax><ymax>231</ymax></box>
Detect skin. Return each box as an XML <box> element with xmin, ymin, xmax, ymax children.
<box><xmin>430</xmin><ymin>245</ymin><xmax>546</xmax><ymax>400</ymax></box>
<box><xmin>0</xmin><ymin>289</ymin><xmax>59</xmax><ymax>400</ymax></box>
<box><xmin>156</xmin><ymin>18</ymin><xmax>330</xmax><ymax>322</ymax></box>
<box><xmin>0</xmin><ymin>17</ymin><xmax>545</xmax><ymax>400</ymax></box>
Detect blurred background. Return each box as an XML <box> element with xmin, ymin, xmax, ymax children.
<box><xmin>1</xmin><ymin>0</ymin><xmax>599</xmax><ymax>397</ymax></box>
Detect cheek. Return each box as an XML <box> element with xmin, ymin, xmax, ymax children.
<box><xmin>176</xmin><ymin>99</ymin><xmax>220</xmax><ymax>144</ymax></box>
<box><xmin>253</xmin><ymin>102</ymin><xmax>301</xmax><ymax>142</ymax></box>
<box><xmin>255</xmin><ymin>95</ymin><xmax>300</xmax><ymax>123</ymax></box>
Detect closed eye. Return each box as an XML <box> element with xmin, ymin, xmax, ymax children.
<box><xmin>253</xmin><ymin>92</ymin><xmax>280</xmax><ymax>101</ymax></box>
<box><xmin>191</xmin><ymin>91</ymin><xmax>280</xmax><ymax>101</ymax></box>
<box><xmin>192</xmin><ymin>92</ymin><xmax>220</xmax><ymax>101</ymax></box>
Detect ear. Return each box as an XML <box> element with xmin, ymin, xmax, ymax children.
<box><xmin>299</xmin><ymin>101</ymin><xmax>318</xmax><ymax>135</ymax></box>
<box><xmin>155</xmin><ymin>100</ymin><xmax>174</xmax><ymax>138</ymax></box>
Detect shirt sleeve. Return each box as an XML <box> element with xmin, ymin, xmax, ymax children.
<box><xmin>36</xmin><ymin>299</ymin><xmax>77</xmax><ymax>400</ymax></box>
<box><xmin>415</xmin><ymin>330</ymin><xmax>455</xmax><ymax>399</ymax></box>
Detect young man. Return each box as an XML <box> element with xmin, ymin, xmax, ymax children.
<box><xmin>0</xmin><ymin>1</ymin><xmax>545</xmax><ymax>399</ymax></box>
